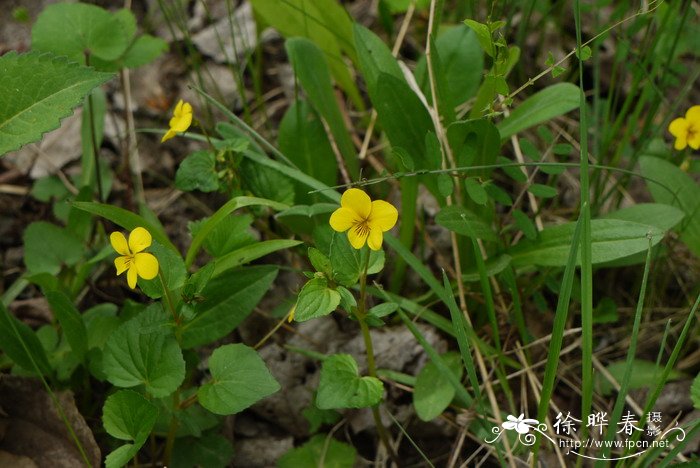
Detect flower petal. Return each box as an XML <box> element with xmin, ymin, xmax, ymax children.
<box><xmin>170</xmin><ymin>102</ymin><xmax>193</xmax><ymax>132</ymax></box>
<box><xmin>685</xmin><ymin>105</ymin><xmax>700</xmax><ymax>123</ymax></box>
<box><xmin>674</xmin><ymin>135</ymin><xmax>688</xmax><ymax>151</ymax></box>
<box><xmin>128</xmin><ymin>227</ymin><xmax>152</xmax><ymax>253</ymax></box>
<box><xmin>114</xmin><ymin>256</ymin><xmax>130</xmax><ymax>275</ymax></box>
<box><xmin>689</xmin><ymin>132</ymin><xmax>700</xmax><ymax>150</ymax></box>
<box><xmin>173</xmin><ymin>99</ymin><xmax>184</xmax><ymax>116</ymax></box>
<box><xmin>367</xmin><ymin>227</ymin><xmax>383</xmax><ymax>251</ymax></box>
<box><xmin>368</xmin><ymin>200</ymin><xmax>398</xmax><ymax>232</ymax></box>
<box><xmin>134</xmin><ymin>252</ymin><xmax>159</xmax><ymax>280</ymax></box>
<box><xmin>127</xmin><ymin>266</ymin><xmax>138</xmax><ymax>289</ymax></box>
<box><xmin>340</xmin><ymin>188</ymin><xmax>371</xmax><ymax>220</ymax></box>
<box><xmin>668</xmin><ymin>118</ymin><xmax>687</xmax><ymax>137</ymax></box>
<box><xmin>110</xmin><ymin>232</ymin><xmax>130</xmax><ymax>256</ymax></box>
<box><xmin>329</xmin><ymin>207</ymin><xmax>358</xmax><ymax>232</ymax></box>
<box><xmin>161</xmin><ymin>128</ymin><xmax>177</xmax><ymax>143</ymax></box>
<box><xmin>347</xmin><ymin>226</ymin><xmax>369</xmax><ymax>250</ymax></box>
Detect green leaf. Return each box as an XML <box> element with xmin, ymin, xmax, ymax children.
<box><xmin>0</xmin><ymin>301</ymin><xmax>51</xmax><ymax>375</ymax></box>
<box><xmin>175</xmin><ymin>151</ymin><xmax>219</xmax><ymax>192</ymax></box>
<box><xmin>0</xmin><ymin>51</ymin><xmax>113</xmax><ymax>156</ymax></box>
<box><xmin>32</xmin><ymin>3</ymin><xmax>129</xmax><ymax>63</ymax></box>
<box><xmin>414</xmin><ymin>352</ymin><xmax>463</xmax><ymax>421</ymax></box>
<box><xmin>103</xmin><ymin>390</ymin><xmax>158</xmax><ymax>468</ymax></box>
<box><xmin>212</xmin><ymin>240</ymin><xmax>302</xmax><ymax>277</ymax></box>
<box><xmin>138</xmin><ymin>242</ymin><xmax>187</xmax><ymax>299</ymax></box>
<box><xmin>639</xmin><ymin>156</ymin><xmax>700</xmax><ymax>256</ymax></box>
<box><xmin>185</xmin><ymin>196</ymin><xmax>289</xmax><ymax>268</ymax></box>
<box><xmin>575</xmin><ymin>45</ymin><xmax>592</xmax><ymax>60</ymax></box>
<box><xmin>302</xmin><ymin>405</ymin><xmax>341</xmax><ymax>434</ymax></box>
<box><xmin>447</xmin><ymin>119</ymin><xmax>501</xmax><ymax>178</ymax></box>
<box><xmin>461</xmin><ymin>254</ymin><xmax>511</xmax><ymax>282</ymax></box>
<box><xmin>171</xmin><ymin>434</ymin><xmax>234</xmax><ymax>468</ymax></box>
<box><xmin>198</xmin><ymin>344</ymin><xmax>280</xmax><ymax>415</ymax></box>
<box><xmin>497</xmin><ymin>83</ymin><xmax>581</xmax><ymax>139</ymax></box>
<box><xmin>278</xmin><ymin>434</ymin><xmax>356</xmax><ymax>468</ymax></box>
<box><xmin>325</xmin><ymin>232</ymin><xmax>385</xmax><ymax>286</ymax></box>
<box><xmin>463</xmin><ymin>19</ymin><xmax>494</xmax><ymax>57</ymax></box>
<box><xmin>353</xmin><ymin>24</ymin><xmax>403</xmax><ymax>90</ymax></box>
<box><xmin>23</xmin><ymin>221</ymin><xmax>84</xmax><ymax>275</ymax></box>
<box><xmin>509</xmin><ymin>219</ymin><xmax>666</xmax><ymax>267</ymax></box>
<box><xmin>597</xmin><ymin>360</ymin><xmax>683</xmax><ymax>395</ymax></box>
<box><xmin>121</xmin><ymin>35</ymin><xmax>168</xmax><ymax>69</ymax></box>
<box><xmin>464</xmin><ymin>178</ymin><xmax>488</xmax><ymax>205</ymax></box>
<box><xmin>528</xmin><ymin>183</ymin><xmax>558</xmax><ymax>198</ymax></box>
<box><xmin>72</xmin><ymin>202</ymin><xmax>178</xmax><ymax>253</ymax></box>
<box><xmin>415</xmin><ymin>25</ymin><xmax>483</xmax><ymax>109</ymax></box>
<box><xmin>692</xmin><ymin>373</ymin><xmax>700</xmax><ymax>410</ymax></box>
<box><xmin>316</xmin><ymin>354</ymin><xmax>383</xmax><ymax>409</ymax></box>
<box><xmin>308</xmin><ymin>247</ymin><xmax>332</xmax><ymax>276</ymax></box>
<box><xmin>189</xmin><ymin>214</ymin><xmax>256</xmax><ymax>258</ymax></box>
<box><xmin>102</xmin><ymin>305</ymin><xmax>185</xmax><ymax>397</ymax></box>
<box><xmin>604</xmin><ymin>203</ymin><xmax>685</xmax><ymax>232</ymax></box>
<box><xmin>285</xmin><ymin>38</ymin><xmax>358</xmax><ymax>178</ymax></box>
<box><xmin>513</xmin><ymin>209</ymin><xmax>537</xmax><ymax>240</ymax></box>
<box><xmin>181</xmin><ymin>266</ymin><xmax>278</xmax><ymax>349</ymax></box>
<box><xmin>435</xmin><ymin>205</ymin><xmax>497</xmax><ymax>241</ymax></box>
<box><xmin>240</xmin><ymin>158</ymin><xmax>296</xmax><ymax>205</ymax></box>
<box><xmin>46</xmin><ymin>291</ymin><xmax>88</xmax><ymax>360</ymax></box>
<box><xmin>437</xmin><ymin>174</ymin><xmax>454</xmax><ymax>198</ymax></box>
<box><xmin>278</xmin><ymin>100</ymin><xmax>338</xmax><ymax>202</ymax></box>
<box><xmin>294</xmin><ymin>278</ymin><xmax>341</xmax><ymax>322</ymax></box>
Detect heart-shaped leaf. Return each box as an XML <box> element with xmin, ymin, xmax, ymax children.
<box><xmin>316</xmin><ymin>354</ymin><xmax>383</xmax><ymax>409</ymax></box>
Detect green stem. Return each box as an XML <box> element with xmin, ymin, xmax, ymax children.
<box><xmin>356</xmin><ymin>248</ymin><xmax>400</xmax><ymax>465</ymax></box>
<box><xmin>159</xmin><ymin>270</ymin><xmax>179</xmax><ymax>324</ymax></box>
<box><xmin>163</xmin><ymin>389</ymin><xmax>180</xmax><ymax>466</ymax></box>
<box><xmin>84</xmin><ymin>53</ymin><xmax>104</xmax><ymax>202</ymax></box>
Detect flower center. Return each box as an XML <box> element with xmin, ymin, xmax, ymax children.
<box><xmin>688</xmin><ymin>123</ymin><xmax>697</xmax><ymax>140</ymax></box>
<box><xmin>353</xmin><ymin>219</ymin><xmax>371</xmax><ymax>237</ymax></box>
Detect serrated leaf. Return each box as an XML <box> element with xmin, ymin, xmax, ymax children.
<box><xmin>198</xmin><ymin>344</ymin><xmax>280</xmax><ymax>415</ymax></box>
<box><xmin>32</xmin><ymin>3</ymin><xmax>129</xmax><ymax>63</ymax></box>
<box><xmin>102</xmin><ymin>306</ymin><xmax>185</xmax><ymax>397</ymax></box>
<box><xmin>308</xmin><ymin>247</ymin><xmax>332</xmax><ymax>276</ymax></box>
<box><xmin>103</xmin><ymin>390</ymin><xmax>158</xmax><ymax>468</ymax></box>
<box><xmin>497</xmin><ymin>83</ymin><xmax>580</xmax><ymax>139</ymax></box>
<box><xmin>0</xmin><ymin>51</ymin><xmax>113</xmax><ymax>156</ymax></box>
<box><xmin>181</xmin><ymin>266</ymin><xmax>278</xmax><ymax>348</ymax></box>
<box><xmin>414</xmin><ymin>352</ymin><xmax>463</xmax><ymax>421</ymax></box>
<box><xmin>175</xmin><ymin>151</ymin><xmax>219</xmax><ymax>192</ymax></box>
<box><xmin>316</xmin><ymin>354</ymin><xmax>383</xmax><ymax>409</ymax></box>
<box><xmin>278</xmin><ymin>434</ymin><xmax>356</xmax><ymax>468</ymax></box>
<box><xmin>138</xmin><ymin>242</ymin><xmax>187</xmax><ymax>299</ymax></box>
<box><xmin>294</xmin><ymin>278</ymin><xmax>341</xmax><ymax>322</ymax></box>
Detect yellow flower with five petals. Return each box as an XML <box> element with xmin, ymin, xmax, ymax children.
<box><xmin>668</xmin><ymin>105</ymin><xmax>700</xmax><ymax>150</ymax></box>
<box><xmin>161</xmin><ymin>99</ymin><xmax>193</xmax><ymax>143</ymax></box>
<box><xmin>329</xmin><ymin>188</ymin><xmax>398</xmax><ymax>251</ymax></box>
<box><xmin>110</xmin><ymin>227</ymin><xmax>159</xmax><ymax>289</ymax></box>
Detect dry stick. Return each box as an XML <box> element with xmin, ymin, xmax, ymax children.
<box><xmin>423</xmin><ymin>1</ymin><xmax>515</xmax><ymax>466</ymax></box>
<box><xmin>120</xmin><ymin>68</ymin><xmax>145</xmax><ymax>206</ymax></box>
<box><xmin>319</xmin><ymin>116</ymin><xmax>352</xmax><ymax>186</ymax></box>
<box><xmin>358</xmin><ymin>1</ymin><xmax>416</xmax><ymax>160</ymax></box>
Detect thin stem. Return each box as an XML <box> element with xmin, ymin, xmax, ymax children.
<box><xmin>85</xmin><ymin>53</ymin><xmax>104</xmax><ymax>201</ymax></box>
<box><xmin>159</xmin><ymin>270</ymin><xmax>179</xmax><ymax>324</ymax></box>
<box><xmin>163</xmin><ymin>389</ymin><xmax>180</xmax><ymax>466</ymax></box>
<box><xmin>356</xmin><ymin>248</ymin><xmax>400</xmax><ymax>465</ymax></box>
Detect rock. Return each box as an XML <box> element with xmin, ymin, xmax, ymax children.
<box><xmin>192</xmin><ymin>2</ymin><xmax>257</xmax><ymax>64</ymax></box>
<box><xmin>232</xmin><ymin>435</ymin><xmax>293</xmax><ymax>467</ymax></box>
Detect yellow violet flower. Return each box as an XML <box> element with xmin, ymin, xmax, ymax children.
<box><xmin>668</xmin><ymin>105</ymin><xmax>700</xmax><ymax>150</ymax></box>
<box><xmin>161</xmin><ymin>99</ymin><xmax>193</xmax><ymax>143</ymax></box>
<box><xmin>110</xmin><ymin>227</ymin><xmax>159</xmax><ymax>289</ymax></box>
<box><xmin>329</xmin><ymin>188</ymin><xmax>398</xmax><ymax>251</ymax></box>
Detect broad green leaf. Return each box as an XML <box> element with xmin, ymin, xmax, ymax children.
<box><xmin>23</xmin><ymin>221</ymin><xmax>84</xmax><ymax>275</ymax></box>
<box><xmin>597</xmin><ymin>360</ymin><xmax>683</xmax><ymax>395</ymax></box>
<box><xmin>175</xmin><ymin>151</ymin><xmax>219</xmax><ymax>192</ymax></box>
<box><xmin>189</xmin><ymin>214</ymin><xmax>256</xmax><ymax>258</ymax></box>
<box><xmin>240</xmin><ymin>157</ymin><xmax>295</xmax><ymax>204</ymax></box>
<box><xmin>138</xmin><ymin>242</ymin><xmax>187</xmax><ymax>299</ymax></box>
<box><xmin>415</xmin><ymin>25</ymin><xmax>483</xmax><ymax>110</ymax></box>
<box><xmin>639</xmin><ymin>156</ymin><xmax>700</xmax><ymax>256</ymax></box>
<box><xmin>46</xmin><ymin>291</ymin><xmax>88</xmax><ymax>360</ymax></box>
<box><xmin>692</xmin><ymin>374</ymin><xmax>700</xmax><ymax>410</ymax></box>
<box><xmin>435</xmin><ymin>205</ymin><xmax>497</xmax><ymax>241</ymax></box>
<box><xmin>316</xmin><ymin>354</ymin><xmax>383</xmax><ymax>409</ymax></box>
<box><xmin>461</xmin><ymin>254</ymin><xmax>512</xmax><ymax>282</ymax></box>
<box><xmin>171</xmin><ymin>434</ymin><xmax>234</xmax><ymax>468</ymax></box>
<box><xmin>181</xmin><ymin>266</ymin><xmax>278</xmax><ymax>348</ymax></box>
<box><xmin>414</xmin><ymin>352</ymin><xmax>463</xmax><ymax>421</ymax></box>
<box><xmin>0</xmin><ymin>51</ymin><xmax>113</xmax><ymax>156</ymax></box>
<box><xmin>83</xmin><ymin>304</ymin><xmax>120</xmax><ymax>350</ymax></box>
<box><xmin>120</xmin><ymin>35</ymin><xmax>168</xmax><ymax>70</ymax></box>
<box><xmin>513</xmin><ymin>209</ymin><xmax>538</xmax><ymax>240</ymax></box>
<box><xmin>294</xmin><ymin>278</ymin><xmax>341</xmax><ymax>322</ymax></box>
<box><xmin>102</xmin><ymin>306</ymin><xmax>185</xmax><ymax>397</ymax></box>
<box><xmin>185</xmin><ymin>196</ymin><xmax>289</xmax><ymax>268</ymax></box>
<box><xmin>604</xmin><ymin>203</ymin><xmax>685</xmax><ymax>232</ymax></box>
<box><xmin>463</xmin><ymin>19</ymin><xmax>494</xmax><ymax>56</ymax></box>
<box><xmin>249</xmin><ymin>0</ymin><xmax>360</xmax><ymax>106</ymax></box>
<box><xmin>0</xmin><ymin>301</ymin><xmax>51</xmax><ymax>375</ymax></box>
<box><xmin>32</xmin><ymin>3</ymin><xmax>129</xmax><ymax>63</ymax></box>
<box><xmin>103</xmin><ymin>390</ymin><xmax>158</xmax><ymax>468</ymax></box>
<box><xmin>286</xmin><ymin>38</ymin><xmax>358</xmax><ymax>178</ymax></box>
<box><xmin>212</xmin><ymin>239</ymin><xmax>302</xmax><ymax>277</ymax></box>
<box><xmin>302</xmin><ymin>405</ymin><xmax>341</xmax><ymax>434</ymax></box>
<box><xmin>72</xmin><ymin>202</ymin><xmax>178</xmax><ymax>253</ymax></box>
<box><xmin>497</xmin><ymin>83</ymin><xmax>580</xmax><ymax>139</ymax></box>
<box><xmin>279</xmin><ymin>100</ymin><xmax>338</xmax><ymax>203</ymax></box>
<box><xmin>278</xmin><ymin>434</ymin><xmax>356</xmax><ymax>468</ymax></box>
<box><xmin>353</xmin><ymin>24</ymin><xmax>403</xmax><ymax>91</ymax></box>
<box><xmin>198</xmin><ymin>344</ymin><xmax>280</xmax><ymax>415</ymax></box>
<box><xmin>446</xmin><ymin>119</ymin><xmax>501</xmax><ymax>178</ymax></box>
<box><xmin>509</xmin><ymin>219</ymin><xmax>666</xmax><ymax>267</ymax></box>
<box><xmin>308</xmin><ymin>247</ymin><xmax>333</xmax><ymax>276</ymax></box>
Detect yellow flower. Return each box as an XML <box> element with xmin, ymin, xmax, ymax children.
<box><xmin>329</xmin><ymin>188</ymin><xmax>398</xmax><ymax>251</ymax></box>
<box><xmin>161</xmin><ymin>99</ymin><xmax>193</xmax><ymax>143</ymax></box>
<box><xmin>110</xmin><ymin>227</ymin><xmax>159</xmax><ymax>289</ymax></box>
<box><xmin>668</xmin><ymin>105</ymin><xmax>700</xmax><ymax>150</ymax></box>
